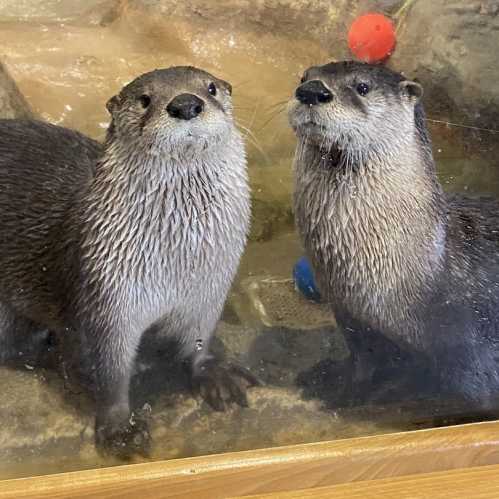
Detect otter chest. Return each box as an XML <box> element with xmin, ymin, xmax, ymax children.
<box><xmin>295</xmin><ymin>168</ymin><xmax>411</xmax><ymax>326</ymax></box>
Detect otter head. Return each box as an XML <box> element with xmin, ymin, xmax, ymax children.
<box><xmin>288</xmin><ymin>60</ymin><xmax>424</xmax><ymax>167</ymax></box>
<box><xmin>106</xmin><ymin>66</ymin><xmax>235</xmax><ymax>155</ymax></box>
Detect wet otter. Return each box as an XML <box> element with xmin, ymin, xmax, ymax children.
<box><xmin>0</xmin><ymin>66</ymin><xmax>256</xmax><ymax>458</ymax></box>
<box><xmin>289</xmin><ymin>60</ymin><xmax>499</xmax><ymax>409</ymax></box>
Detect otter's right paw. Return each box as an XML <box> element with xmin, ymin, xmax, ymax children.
<box><xmin>193</xmin><ymin>360</ymin><xmax>261</xmax><ymax>412</ymax></box>
<box><xmin>95</xmin><ymin>413</ymin><xmax>151</xmax><ymax>460</ymax></box>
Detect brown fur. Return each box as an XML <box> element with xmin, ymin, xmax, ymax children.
<box><xmin>289</xmin><ymin>61</ymin><xmax>499</xmax><ymax>408</ymax></box>
<box><xmin>0</xmin><ymin>66</ymin><xmax>255</xmax><ymax>459</ymax></box>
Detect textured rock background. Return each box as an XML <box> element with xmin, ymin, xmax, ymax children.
<box><xmin>390</xmin><ymin>0</ymin><xmax>499</xmax><ymax>128</ymax></box>
<box><xmin>0</xmin><ymin>62</ymin><xmax>33</xmax><ymax>119</ymax></box>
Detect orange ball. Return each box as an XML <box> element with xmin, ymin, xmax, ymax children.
<box><xmin>348</xmin><ymin>13</ymin><xmax>396</xmax><ymax>63</ymax></box>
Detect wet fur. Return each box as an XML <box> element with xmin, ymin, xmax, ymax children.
<box><xmin>290</xmin><ymin>61</ymin><xmax>499</xmax><ymax>408</ymax></box>
<box><xmin>0</xmin><ymin>66</ymin><xmax>250</xmax><ymax>456</ymax></box>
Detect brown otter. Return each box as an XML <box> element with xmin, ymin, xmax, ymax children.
<box><xmin>289</xmin><ymin>60</ymin><xmax>499</xmax><ymax>409</ymax></box>
<box><xmin>0</xmin><ymin>66</ymin><xmax>256</xmax><ymax>458</ymax></box>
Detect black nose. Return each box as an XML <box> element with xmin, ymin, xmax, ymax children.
<box><xmin>295</xmin><ymin>80</ymin><xmax>333</xmax><ymax>106</ymax></box>
<box><xmin>166</xmin><ymin>93</ymin><xmax>204</xmax><ymax>120</ymax></box>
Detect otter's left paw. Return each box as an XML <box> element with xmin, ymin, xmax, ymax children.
<box><xmin>95</xmin><ymin>412</ymin><xmax>151</xmax><ymax>461</ymax></box>
<box><xmin>193</xmin><ymin>361</ymin><xmax>260</xmax><ymax>411</ymax></box>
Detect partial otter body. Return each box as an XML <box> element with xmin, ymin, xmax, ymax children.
<box><xmin>0</xmin><ymin>66</ymin><xmax>255</xmax><ymax>458</ymax></box>
<box><xmin>289</xmin><ymin>61</ymin><xmax>499</xmax><ymax>408</ymax></box>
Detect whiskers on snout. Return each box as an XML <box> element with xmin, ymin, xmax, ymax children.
<box><xmin>107</xmin><ymin>67</ymin><xmax>237</xmax><ymax>156</ymax></box>
<box><xmin>287</xmin><ymin>61</ymin><xmax>424</xmax><ymax>170</ymax></box>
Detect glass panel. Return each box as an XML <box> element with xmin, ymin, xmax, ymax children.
<box><xmin>0</xmin><ymin>0</ymin><xmax>498</xmax><ymax>479</ymax></box>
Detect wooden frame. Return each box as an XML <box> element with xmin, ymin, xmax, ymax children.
<box><xmin>1</xmin><ymin>420</ymin><xmax>499</xmax><ymax>498</ymax></box>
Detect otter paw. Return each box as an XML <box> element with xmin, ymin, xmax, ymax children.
<box><xmin>193</xmin><ymin>361</ymin><xmax>261</xmax><ymax>411</ymax></box>
<box><xmin>95</xmin><ymin>413</ymin><xmax>151</xmax><ymax>460</ymax></box>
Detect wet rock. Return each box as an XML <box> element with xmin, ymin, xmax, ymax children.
<box><xmin>0</xmin><ymin>62</ymin><xmax>33</xmax><ymax>120</ymax></box>
<box><xmin>0</xmin><ymin>367</ymin><xmax>88</xmax><ymax>451</ymax></box>
<box><xmin>390</xmin><ymin>0</ymin><xmax>499</xmax><ymax>128</ymax></box>
<box><xmin>148</xmin><ymin>386</ymin><xmax>382</xmax><ymax>460</ymax></box>
<box><xmin>114</xmin><ymin>0</ymin><xmax>359</xmax><ymax>53</ymax></box>
<box><xmin>367</xmin><ymin>0</ymin><xmax>404</xmax><ymax>12</ymax></box>
<box><xmin>243</xmin><ymin>326</ymin><xmax>347</xmax><ymax>387</ymax></box>
<box><xmin>0</xmin><ymin>0</ymin><xmax>114</xmax><ymax>23</ymax></box>
<box><xmin>249</xmin><ymin>197</ymin><xmax>293</xmax><ymax>242</ymax></box>
<box><xmin>0</xmin><ymin>366</ymin><xmax>93</xmax><ymax>479</ymax></box>
<box><xmin>236</xmin><ymin>275</ymin><xmax>336</xmax><ymax>330</ymax></box>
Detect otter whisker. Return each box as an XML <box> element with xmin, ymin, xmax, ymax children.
<box><xmin>426</xmin><ymin>118</ymin><xmax>499</xmax><ymax>135</ymax></box>
<box><xmin>232</xmin><ymin>79</ymin><xmax>253</xmax><ymax>89</ymax></box>
<box><xmin>258</xmin><ymin>106</ymin><xmax>287</xmax><ymax>132</ymax></box>
<box><xmin>232</xmin><ymin>105</ymin><xmax>257</xmax><ymax>112</ymax></box>
<box><xmin>266</xmin><ymin>99</ymin><xmax>289</xmax><ymax>111</ymax></box>
<box><xmin>248</xmin><ymin>100</ymin><xmax>260</xmax><ymax>133</ymax></box>
<box><xmin>235</xmin><ymin>121</ymin><xmax>270</xmax><ymax>164</ymax></box>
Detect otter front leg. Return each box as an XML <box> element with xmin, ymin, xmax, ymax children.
<box><xmin>186</xmin><ymin>323</ymin><xmax>259</xmax><ymax>411</ymax></box>
<box><xmin>85</xmin><ymin>326</ymin><xmax>150</xmax><ymax>459</ymax></box>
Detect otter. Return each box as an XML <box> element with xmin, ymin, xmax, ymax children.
<box><xmin>0</xmin><ymin>66</ymin><xmax>256</xmax><ymax>458</ymax></box>
<box><xmin>289</xmin><ymin>60</ymin><xmax>499</xmax><ymax>409</ymax></box>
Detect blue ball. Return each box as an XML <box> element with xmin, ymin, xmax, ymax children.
<box><xmin>293</xmin><ymin>256</ymin><xmax>321</xmax><ymax>302</ymax></box>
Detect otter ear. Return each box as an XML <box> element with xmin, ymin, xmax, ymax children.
<box><xmin>222</xmin><ymin>81</ymin><xmax>232</xmax><ymax>96</ymax></box>
<box><xmin>399</xmin><ymin>80</ymin><xmax>423</xmax><ymax>102</ymax></box>
<box><xmin>106</xmin><ymin>95</ymin><xmax>121</xmax><ymax>115</ymax></box>
<box><xmin>217</xmin><ymin>79</ymin><xmax>232</xmax><ymax>95</ymax></box>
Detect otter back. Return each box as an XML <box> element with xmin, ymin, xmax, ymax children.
<box><xmin>0</xmin><ymin>119</ymin><xmax>101</xmax><ymax>326</ymax></box>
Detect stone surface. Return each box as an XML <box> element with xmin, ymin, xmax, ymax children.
<box><xmin>147</xmin><ymin>386</ymin><xmax>383</xmax><ymax>460</ymax></box>
<box><xmin>390</xmin><ymin>0</ymin><xmax>499</xmax><ymax>128</ymax></box>
<box><xmin>0</xmin><ymin>0</ymin><xmax>113</xmax><ymax>23</ymax></box>
<box><xmin>249</xmin><ymin>198</ymin><xmax>293</xmax><ymax>242</ymax></box>
<box><xmin>0</xmin><ymin>62</ymin><xmax>33</xmax><ymax>120</ymax></box>
<box><xmin>116</xmin><ymin>0</ymin><xmax>354</xmax><ymax>47</ymax></box>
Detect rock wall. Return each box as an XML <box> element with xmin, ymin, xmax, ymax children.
<box><xmin>390</xmin><ymin>0</ymin><xmax>499</xmax><ymax>128</ymax></box>
<box><xmin>0</xmin><ymin>62</ymin><xmax>33</xmax><ymax>119</ymax></box>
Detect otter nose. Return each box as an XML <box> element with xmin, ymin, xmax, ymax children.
<box><xmin>166</xmin><ymin>93</ymin><xmax>205</xmax><ymax>120</ymax></box>
<box><xmin>295</xmin><ymin>80</ymin><xmax>333</xmax><ymax>106</ymax></box>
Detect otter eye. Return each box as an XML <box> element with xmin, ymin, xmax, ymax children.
<box><xmin>356</xmin><ymin>83</ymin><xmax>370</xmax><ymax>96</ymax></box>
<box><xmin>300</xmin><ymin>74</ymin><xmax>307</xmax><ymax>84</ymax></box>
<box><xmin>208</xmin><ymin>83</ymin><xmax>217</xmax><ymax>96</ymax></box>
<box><xmin>138</xmin><ymin>94</ymin><xmax>151</xmax><ymax>109</ymax></box>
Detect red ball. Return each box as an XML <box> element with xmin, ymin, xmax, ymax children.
<box><xmin>348</xmin><ymin>13</ymin><xmax>396</xmax><ymax>63</ymax></box>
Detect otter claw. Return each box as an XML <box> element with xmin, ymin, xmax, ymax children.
<box><xmin>95</xmin><ymin>413</ymin><xmax>151</xmax><ymax>461</ymax></box>
<box><xmin>194</xmin><ymin>362</ymin><xmax>260</xmax><ymax>411</ymax></box>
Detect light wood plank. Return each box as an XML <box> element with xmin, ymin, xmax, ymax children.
<box><xmin>1</xmin><ymin>420</ymin><xmax>499</xmax><ymax>498</ymax></box>
<box><xmin>235</xmin><ymin>463</ymin><xmax>499</xmax><ymax>498</ymax></box>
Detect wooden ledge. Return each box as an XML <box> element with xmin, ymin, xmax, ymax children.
<box><xmin>235</xmin><ymin>463</ymin><xmax>499</xmax><ymax>498</ymax></box>
<box><xmin>1</xmin><ymin>420</ymin><xmax>499</xmax><ymax>498</ymax></box>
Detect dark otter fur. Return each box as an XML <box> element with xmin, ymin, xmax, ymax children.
<box><xmin>289</xmin><ymin>60</ymin><xmax>499</xmax><ymax>409</ymax></box>
<box><xmin>0</xmin><ymin>66</ymin><xmax>255</xmax><ymax>458</ymax></box>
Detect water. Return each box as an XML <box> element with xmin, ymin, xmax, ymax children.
<box><xmin>0</xmin><ymin>0</ymin><xmax>499</xmax><ymax>480</ymax></box>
